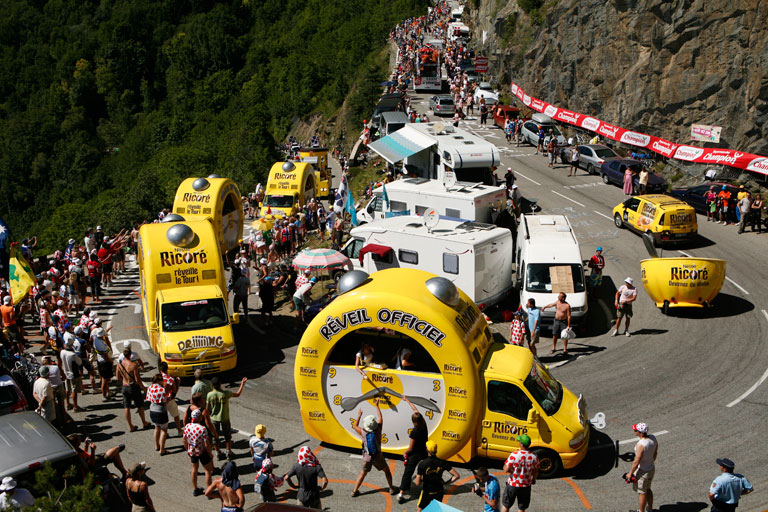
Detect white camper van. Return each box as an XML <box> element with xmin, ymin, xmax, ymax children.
<box><xmin>356</xmin><ymin>178</ymin><xmax>506</xmax><ymax>224</ymax></box>
<box><xmin>515</xmin><ymin>215</ymin><xmax>588</xmax><ymax>324</ymax></box>
<box><xmin>341</xmin><ymin>215</ymin><xmax>513</xmax><ymax>309</ymax></box>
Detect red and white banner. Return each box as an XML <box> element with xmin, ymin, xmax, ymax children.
<box><xmin>509</xmin><ymin>81</ymin><xmax>768</xmax><ymax>175</ymax></box>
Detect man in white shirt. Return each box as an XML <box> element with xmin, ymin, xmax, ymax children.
<box><xmin>293</xmin><ymin>278</ymin><xmax>316</xmax><ymax>328</ymax></box>
<box><xmin>0</xmin><ymin>477</ymin><xmax>35</xmax><ymax>510</ymax></box>
<box><xmin>626</xmin><ymin>422</ymin><xmax>658</xmax><ymax>512</ymax></box>
<box><xmin>33</xmin><ymin>366</ymin><xmax>56</xmax><ymax>423</ymax></box>
<box><xmin>613</xmin><ymin>277</ymin><xmax>638</xmax><ymax>337</ymax></box>
<box><xmin>60</xmin><ymin>337</ymin><xmax>83</xmax><ymax>412</ymax></box>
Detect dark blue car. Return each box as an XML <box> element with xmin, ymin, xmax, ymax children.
<box><xmin>600</xmin><ymin>159</ymin><xmax>667</xmax><ymax>194</ymax></box>
<box><xmin>670</xmin><ymin>182</ymin><xmax>740</xmax><ymax>215</ymax></box>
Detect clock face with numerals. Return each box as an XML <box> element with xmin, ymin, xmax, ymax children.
<box><xmin>322</xmin><ymin>365</ymin><xmax>445</xmax><ymax>450</ymax></box>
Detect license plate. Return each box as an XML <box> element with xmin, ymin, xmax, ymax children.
<box><xmin>192</xmin><ymin>363</ymin><xmax>214</xmax><ymax>370</ymax></box>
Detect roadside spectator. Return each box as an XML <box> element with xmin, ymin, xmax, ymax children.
<box><xmin>146</xmin><ymin>374</ymin><xmax>170</xmax><ymax>455</ymax></box>
<box><xmin>284</xmin><ymin>447</ymin><xmax>328</xmax><ymax>509</ymax></box>
<box><xmin>159</xmin><ymin>361</ymin><xmax>182</xmax><ymax>435</ymax></box>
<box><xmin>613</xmin><ymin>277</ymin><xmax>637</xmax><ymax>337</ymax></box>
<box><xmin>523</xmin><ymin>298</ymin><xmax>540</xmax><ymax>357</ymax></box>
<box><xmin>115</xmin><ymin>344</ymin><xmax>150</xmax><ymax>432</ymax></box>
<box><xmin>190</xmin><ymin>368</ymin><xmax>213</xmax><ymax>402</ymax></box>
<box><xmin>626</xmin><ymin>423</ymin><xmax>658</xmax><ymax>512</ymax></box>
<box><xmin>546</xmin><ymin>139</ymin><xmax>556</xmax><ymax>168</ymax></box>
<box><xmin>32</xmin><ymin>366</ymin><xmax>56</xmax><ymax>424</ymax></box>
<box><xmin>255</xmin><ymin>458</ymin><xmax>284</xmax><ymax>503</ymax></box>
<box><xmin>207</xmin><ymin>376</ymin><xmax>248</xmax><ymax>460</ymax></box>
<box><xmin>0</xmin><ymin>296</ymin><xmax>24</xmax><ymax>355</ymax></box>
<box><xmin>258</xmin><ymin>275</ymin><xmax>275</xmax><ymax>328</ymax></box>
<box><xmin>638</xmin><ymin>168</ymin><xmax>649</xmax><ymax>194</ymax></box>
<box><xmin>0</xmin><ymin>477</ymin><xmax>35</xmax><ymax>510</ymax></box>
<box><xmin>508</xmin><ymin>311</ymin><xmax>526</xmax><ymax>346</ymax></box>
<box><xmin>750</xmin><ymin>193</ymin><xmax>763</xmax><ymax>233</ymax></box>
<box><xmin>90</xmin><ymin>317</ymin><xmax>113</xmax><ymax>401</ymax></box>
<box><xmin>569</xmin><ymin>146</ymin><xmax>580</xmax><ymax>176</ymax></box>
<box><xmin>623</xmin><ymin>166</ymin><xmax>635</xmax><ymax>195</ymax></box>
<box><xmin>249</xmin><ymin>424</ymin><xmax>274</xmax><ymax>471</ymax></box>
<box><xmin>587</xmin><ymin>246</ymin><xmax>605</xmax><ymax>297</ymax></box>
<box><xmin>351</xmin><ymin>399</ymin><xmax>397</xmax><ymax>497</ymax></box>
<box><xmin>737</xmin><ymin>192</ymin><xmax>751</xmax><ymax>234</ymax></box>
<box><xmin>474</xmin><ymin>467</ymin><xmax>500</xmax><ymax>512</ymax></box>
<box><xmin>40</xmin><ymin>356</ymin><xmax>66</xmax><ymax>427</ymax></box>
<box><xmin>68</xmin><ymin>434</ymin><xmax>128</xmax><ymax>480</ymax></box>
<box><xmin>184</xmin><ymin>409</ymin><xmax>215</xmax><ymax>497</ymax></box>
<box><xmin>204</xmin><ymin>460</ymin><xmax>245</xmax><ymax>510</ymax></box>
<box><xmin>705</xmin><ymin>186</ymin><xmax>717</xmax><ymax>222</ymax></box>
<box><xmin>708</xmin><ymin>458</ymin><xmax>753</xmax><ymax>511</ymax></box>
<box><xmin>717</xmin><ymin>186</ymin><xmax>732</xmax><ymax>224</ymax></box>
<box><xmin>397</xmin><ymin>397</ymin><xmax>428</xmax><ymax>504</ymax></box>
<box><xmin>736</xmin><ymin>185</ymin><xmax>748</xmax><ymax>223</ymax></box>
<box><xmin>59</xmin><ymin>336</ymin><xmax>83</xmax><ymax>412</ymax></box>
<box><xmin>542</xmin><ymin>292</ymin><xmax>572</xmax><ymax>355</ymax></box>
<box><xmin>536</xmin><ymin>128</ymin><xmax>544</xmax><ymax>155</ymax></box>
<box><xmin>414</xmin><ymin>441</ymin><xmax>459</xmax><ymax>511</ymax></box>
<box><xmin>292</xmin><ymin>278</ymin><xmax>316</xmax><ymax>328</ymax></box>
<box><xmin>501</xmin><ymin>435</ymin><xmax>539</xmax><ymax>512</ymax></box>
<box><xmin>125</xmin><ymin>462</ymin><xmax>156</xmax><ymax>512</ymax></box>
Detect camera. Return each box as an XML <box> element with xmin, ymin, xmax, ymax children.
<box><xmin>472</xmin><ymin>483</ymin><xmax>483</xmax><ymax>496</ymax></box>
<box><xmin>621</xmin><ymin>472</ymin><xmax>637</xmax><ymax>484</ymax></box>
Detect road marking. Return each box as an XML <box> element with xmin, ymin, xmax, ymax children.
<box><xmin>133</xmin><ymin>304</ymin><xmax>141</xmax><ymax>314</ymax></box>
<box><xmin>593</xmin><ymin>210</ymin><xmax>613</xmax><ymax>221</ymax></box>
<box><xmin>678</xmin><ymin>250</ymin><xmax>693</xmax><ymax>257</ymax></box>
<box><xmin>551</xmin><ymin>190</ymin><xmax>585</xmax><ymax>207</ymax></box>
<box><xmin>727</xmin><ymin>313</ymin><xmax>768</xmax><ymax>407</ymax></box>
<box><xmin>725</xmin><ymin>276</ymin><xmax>750</xmax><ymax>295</ymax></box>
<box><xmin>763</xmin><ymin>309</ymin><xmax>768</xmax><ymax>323</ymax></box>
<box><xmin>560</xmin><ymin>477</ymin><xmax>592</xmax><ymax>509</ymax></box>
<box><xmin>618</xmin><ymin>430</ymin><xmax>669</xmax><ymax>445</ymax></box>
<box><xmin>515</xmin><ymin>172</ymin><xmax>541</xmax><ymax>186</ymax></box>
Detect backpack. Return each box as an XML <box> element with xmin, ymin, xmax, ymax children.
<box><xmin>362</xmin><ymin>431</ymin><xmax>379</xmax><ymax>458</ymax></box>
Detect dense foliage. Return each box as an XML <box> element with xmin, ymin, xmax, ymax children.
<box><xmin>1</xmin><ymin>0</ymin><xmax>426</xmax><ymax>254</ymax></box>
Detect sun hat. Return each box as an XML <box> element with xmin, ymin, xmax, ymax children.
<box><xmin>624</xmin><ymin>277</ymin><xmax>633</xmax><ymax>285</ymax></box>
<box><xmin>361</xmin><ymin>415</ymin><xmax>378</xmax><ymax>432</ymax></box>
<box><xmin>254</xmin><ymin>424</ymin><xmax>267</xmax><ymax>438</ymax></box>
<box><xmin>129</xmin><ymin>462</ymin><xmax>148</xmax><ymax>478</ymax></box>
<box><xmin>0</xmin><ymin>477</ymin><xmax>17</xmax><ymax>491</ymax></box>
<box><xmin>425</xmin><ymin>440</ymin><xmax>438</xmax><ymax>453</ymax></box>
<box><xmin>632</xmin><ymin>422</ymin><xmax>648</xmax><ymax>434</ymax></box>
<box><xmin>39</xmin><ymin>366</ymin><xmax>50</xmax><ymax>377</ymax></box>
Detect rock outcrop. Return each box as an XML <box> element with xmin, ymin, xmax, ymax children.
<box><xmin>469</xmin><ymin>0</ymin><xmax>768</xmax><ymax>156</ymax></box>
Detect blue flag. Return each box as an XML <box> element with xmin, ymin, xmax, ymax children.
<box><xmin>346</xmin><ymin>185</ymin><xmax>358</xmax><ymax>227</ymax></box>
<box><xmin>0</xmin><ymin>217</ymin><xmax>9</xmax><ymax>250</ymax></box>
<box><xmin>381</xmin><ymin>183</ymin><xmax>390</xmax><ymax>210</ymax></box>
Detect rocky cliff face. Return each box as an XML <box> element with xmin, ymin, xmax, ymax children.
<box><xmin>469</xmin><ymin>0</ymin><xmax>768</xmax><ymax>157</ymax></box>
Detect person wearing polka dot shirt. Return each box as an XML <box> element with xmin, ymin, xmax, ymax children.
<box><xmin>501</xmin><ymin>435</ymin><xmax>539</xmax><ymax>512</ymax></box>
<box><xmin>183</xmin><ymin>408</ymin><xmax>215</xmax><ymax>497</ymax></box>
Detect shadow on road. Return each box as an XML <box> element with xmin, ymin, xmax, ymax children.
<box><xmin>658</xmin><ymin>502</ymin><xmax>708</xmax><ymax>512</ymax></box>
<box><xmin>675</xmin><ymin>234</ymin><xmax>716</xmax><ymax>250</ymax></box>
<box><xmin>567</xmin><ymin>426</ymin><xmax>617</xmax><ymax>480</ymax></box>
<box><xmin>665</xmin><ymin>292</ymin><xmax>753</xmax><ymax>319</ymax></box>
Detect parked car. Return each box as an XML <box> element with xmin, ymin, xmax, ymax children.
<box><xmin>670</xmin><ymin>182</ymin><xmax>741</xmax><ymax>215</ymax></box>
<box><xmin>520</xmin><ymin>113</ymin><xmax>566</xmax><ymax>147</ymax></box>
<box><xmin>429</xmin><ymin>94</ymin><xmax>455</xmax><ymax>116</ymax></box>
<box><xmin>492</xmin><ymin>105</ymin><xmax>521</xmax><ymax>129</ymax></box>
<box><xmin>473</xmin><ymin>82</ymin><xmax>499</xmax><ymax>105</ymax></box>
<box><xmin>612</xmin><ymin>195</ymin><xmax>698</xmax><ymax>247</ymax></box>
<box><xmin>372</xmin><ymin>97</ymin><xmax>406</xmax><ymax>128</ymax></box>
<box><xmin>600</xmin><ymin>159</ymin><xmax>667</xmax><ymax>194</ymax></box>
<box><xmin>0</xmin><ymin>374</ymin><xmax>27</xmax><ymax>415</ymax></box>
<box><xmin>558</xmin><ymin>144</ymin><xmax>621</xmax><ymax>174</ymax></box>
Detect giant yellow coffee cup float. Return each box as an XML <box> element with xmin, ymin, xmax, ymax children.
<box><xmin>641</xmin><ymin>257</ymin><xmax>726</xmax><ymax>314</ymax></box>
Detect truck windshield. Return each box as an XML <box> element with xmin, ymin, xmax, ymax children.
<box><xmin>525</xmin><ymin>264</ymin><xmax>585</xmax><ymax>293</ymax></box>
<box><xmin>264</xmin><ymin>195</ymin><xmax>295</xmax><ymax>208</ymax></box>
<box><xmin>524</xmin><ymin>359</ymin><xmax>562</xmax><ymax>415</ymax></box>
<box><xmin>162</xmin><ymin>299</ymin><xmax>229</xmax><ymax>332</ymax></box>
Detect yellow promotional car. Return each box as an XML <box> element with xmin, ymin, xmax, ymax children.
<box><xmin>641</xmin><ymin>257</ymin><xmax>726</xmax><ymax>314</ymax></box>
<box><xmin>294</xmin><ymin>268</ymin><xmax>589</xmax><ymax>476</ymax></box>
<box><xmin>260</xmin><ymin>161</ymin><xmax>317</xmax><ymax>218</ymax></box>
<box><xmin>613</xmin><ymin>195</ymin><xmax>698</xmax><ymax>246</ymax></box>
<box><xmin>137</xmin><ymin>219</ymin><xmax>238</xmax><ymax>377</ymax></box>
<box><xmin>298</xmin><ymin>147</ymin><xmax>333</xmax><ymax>199</ymax></box>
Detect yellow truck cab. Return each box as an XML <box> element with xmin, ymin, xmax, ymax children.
<box><xmin>137</xmin><ymin>220</ymin><xmax>238</xmax><ymax>377</ymax></box>
<box><xmin>294</xmin><ymin>268</ymin><xmax>589</xmax><ymax>476</ymax></box>
<box><xmin>613</xmin><ymin>194</ymin><xmax>697</xmax><ymax>247</ymax></box>
<box><xmin>299</xmin><ymin>147</ymin><xmax>332</xmax><ymax>199</ymax></box>
<box><xmin>259</xmin><ymin>161</ymin><xmax>316</xmax><ymax>218</ymax></box>
<box><xmin>172</xmin><ymin>176</ymin><xmax>244</xmax><ymax>255</ymax></box>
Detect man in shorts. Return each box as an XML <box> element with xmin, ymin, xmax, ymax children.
<box><xmin>292</xmin><ymin>278</ymin><xmax>316</xmax><ymax>328</ymax></box>
<box><xmin>183</xmin><ymin>409</ymin><xmax>214</xmax><ymax>497</ymax></box>
<box><xmin>542</xmin><ymin>292</ymin><xmax>571</xmax><ymax>355</ymax></box>
<box><xmin>414</xmin><ymin>440</ymin><xmax>459</xmax><ymax>511</ymax></box>
<box><xmin>587</xmin><ymin>247</ymin><xmax>605</xmax><ymax>297</ymax></box>
<box><xmin>207</xmin><ymin>376</ymin><xmax>247</xmax><ymax>460</ymax></box>
<box><xmin>59</xmin><ymin>335</ymin><xmax>82</xmax><ymax>412</ymax></box>
<box><xmin>613</xmin><ymin>277</ymin><xmax>638</xmax><ymax>337</ymax></box>
<box><xmin>501</xmin><ymin>435</ymin><xmax>539</xmax><ymax>512</ymax></box>
<box><xmin>626</xmin><ymin>422</ymin><xmax>658</xmax><ymax>512</ymax></box>
<box><xmin>159</xmin><ymin>361</ymin><xmax>182</xmax><ymax>435</ymax></box>
<box><xmin>523</xmin><ymin>299</ymin><xmax>540</xmax><ymax>356</ymax></box>
<box><xmin>351</xmin><ymin>399</ymin><xmax>397</xmax><ymax>497</ymax></box>
<box><xmin>116</xmin><ymin>344</ymin><xmax>149</xmax><ymax>431</ymax></box>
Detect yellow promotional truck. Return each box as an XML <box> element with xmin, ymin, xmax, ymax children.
<box><xmin>298</xmin><ymin>147</ymin><xmax>333</xmax><ymax>199</ymax></box>
<box><xmin>294</xmin><ymin>268</ymin><xmax>589</xmax><ymax>476</ymax></box>
<box><xmin>172</xmin><ymin>176</ymin><xmax>244</xmax><ymax>254</ymax></box>
<box><xmin>259</xmin><ymin>161</ymin><xmax>317</xmax><ymax>218</ymax></box>
<box><xmin>137</xmin><ymin>220</ymin><xmax>238</xmax><ymax>377</ymax></box>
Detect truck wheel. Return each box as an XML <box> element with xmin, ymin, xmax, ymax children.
<box><xmin>601</xmin><ymin>173</ymin><xmax>610</xmax><ymax>184</ymax></box>
<box><xmin>532</xmin><ymin>448</ymin><xmax>562</xmax><ymax>478</ymax></box>
<box><xmin>587</xmin><ymin>164</ymin><xmax>595</xmax><ymax>175</ymax></box>
<box><xmin>662</xmin><ymin>300</ymin><xmax>670</xmax><ymax>315</ymax></box>
<box><xmin>614</xmin><ymin>214</ymin><xmax>624</xmax><ymax>229</ymax></box>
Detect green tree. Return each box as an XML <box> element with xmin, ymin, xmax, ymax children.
<box><xmin>26</xmin><ymin>461</ymin><xmax>103</xmax><ymax>511</ymax></box>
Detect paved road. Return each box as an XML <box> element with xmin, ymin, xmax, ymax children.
<box><xmin>61</xmin><ymin>96</ymin><xmax>768</xmax><ymax>512</ymax></box>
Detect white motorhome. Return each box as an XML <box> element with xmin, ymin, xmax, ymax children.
<box><xmin>448</xmin><ymin>22</ymin><xmax>470</xmax><ymax>41</ymax></box>
<box><xmin>356</xmin><ymin>177</ymin><xmax>506</xmax><ymax>224</ymax></box>
<box><xmin>341</xmin><ymin>215</ymin><xmax>513</xmax><ymax>309</ymax></box>
<box><xmin>367</xmin><ymin>123</ymin><xmax>500</xmax><ymax>185</ymax></box>
<box><xmin>515</xmin><ymin>215</ymin><xmax>588</xmax><ymax>324</ymax></box>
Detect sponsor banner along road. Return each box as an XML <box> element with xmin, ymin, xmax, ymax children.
<box><xmin>509</xmin><ymin>82</ymin><xmax>767</xmax><ymax>174</ymax></box>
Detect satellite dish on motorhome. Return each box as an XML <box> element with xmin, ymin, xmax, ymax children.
<box><xmin>443</xmin><ymin>170</ymin><xmax>457</xmax><ymax>190</ymax></box>
<box><xmin>423</xmin><ymin>208</ymin><xmax>439</xmax><ymax>233</ymax></box>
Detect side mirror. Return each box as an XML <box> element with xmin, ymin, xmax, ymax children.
<box><xmin>527</xmin><ymin>408</ymin><xmax>540</xmax><ymax>424</ymax></box>
<box><xmin>231</xmin><ymin>313</ymin><xmax>240</xmax><ymax>325</ymax></box>
<box><xmin>149</xmin><ymin>321</ymin><xmax>158</xmax><ymax>332</ymax></box>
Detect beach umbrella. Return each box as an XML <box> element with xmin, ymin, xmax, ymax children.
<box><xmin>292</xmin><ymin>248</ymin><xmax>351</xmax><ymax>272</ymax></box>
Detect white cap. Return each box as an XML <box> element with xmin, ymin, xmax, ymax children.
<box><xmin>56</xmin><ymin>300</ymin><xmax>64</xmax><ymax>307</ymax></box>
<box><xmin>94</xmin><ymin>317</ymin><xmax>102</xmax><ymax>325</ymax></box>
<box><xmin>89</xmin><ymin>311</ymin><xmax>97</xmax><ymax>318</ymax></box>
<box><xmin>304</xmin><ymin>269</ymin><xmax>311</xmax><ymax>274</ymax></box>
<box><xmin>625</xmin><ymin>277</ymin><xmax>634</xmax><ymax>285</ymax></box>
<box><xmin>74</xmin><ymin>326</ymin><xmax>83</xmax><ymax>335</ymax></box>
<box><xmin>96</xmin><ymin>225</ymin><xmax>102</xmax><ymax>230</ymax></box>
<box><xmin>0</xmin><ymin>477</ymin><xmax>17</xmax><ymax>491</ymax></box>
<box><xmin>68</xmin><ymin>238</ymin><xmax>75</xmax><ymax>244</ymax></box>
<box><xmin>103</xmin><ymin>236</ymin><xmax>109</xmax><ymax>241</ymax></box>
<box><xmin>2</xmin><ymin>296</ymin><xmax>10</xmax><ymax>305</ymax></box>
<box><xmin>260</xmin><ymin>258</ymin><xmax>267</xmax><ymax>265</ymax></box>
<box><xmin>122</xmin><ymin>341</ymin><xmax>132</xmax><ymax>351</ymax></box>
<box><xmin>49</xmin><ymin>260</ymin><xmax>56</xmax><ymax>266</ymax></box>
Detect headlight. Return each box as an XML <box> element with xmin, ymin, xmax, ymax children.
<box><xmin>221</xmin><ymin>344</ymin><xmax>236</xmax><ymax>356</ymax></box>
<box><xmin>569</xmin><ymin>430</ymin><xmax>586</xmax><ymax>449</ymax></box>
<box><xmin>164</xmin><ymin>353</ymin><xmax>183</xmax><ymax>362</ymax></box>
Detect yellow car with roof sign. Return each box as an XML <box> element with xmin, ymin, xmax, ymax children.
<box><xmin>612</xmin><ymin>195</ymin><xmax>698</xmax><ymax>246</ymax></box>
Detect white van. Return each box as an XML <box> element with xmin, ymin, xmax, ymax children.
<box><xmin>356</xmin><ymin>178</ymin><xmax>506</xmax><ymax>224</ymax></box>
<box><xmin>379</xmin><ymin>111</ymin><xmax>409</xmax><ymax>137</ymax></box>
<box><xmin>515</xmin><ymin>215</ymin><xmax>588</xmax><ymax>324</ymax></box>
<box><xmin>451</xmin><ymin>6</ymin><xmax>464</xmax><ymax>21</ymax></box>
<box><xmin>341</xmin><ymin>215</ymin><xmax>514</xmax><ymax>309</ymax></box>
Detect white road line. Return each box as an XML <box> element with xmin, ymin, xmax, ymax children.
<box><xmin>133</xmin><ymin>304</ymin><xmax>142</xmax><ymax>314</ymax></box>
<box><xmin>726</xmin><ymin>309</ymin><xmax>768</xmax><ymax>407</ymax></box>
<box><xmin>593</xmin><ymin>210</ymin><xmax>613</xmax><ymax>221</ymax></box>
<box><xmin>724</xmin><ymin>276</ymin><xmax>750</xmax><ymax>295</ymax></box>
<box><xmin>618</xmin><ymin>430</ymin><xmax>669</xmax><ymax>445</ymax></box>
<box><xmin>515</xmin><ymin>172</ymin><xmax>541</xmax><ymax>186</ymax></box>
<box><xmin>678</xmin><ymin>250</ymin><xmax>693</xmax><ymax>257</ymax></box>
<box><xmin>551</xmin><ymin>190</ymin><xmax>585</xmax><ymax>207</ymax></box>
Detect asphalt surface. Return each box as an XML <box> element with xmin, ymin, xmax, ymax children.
<box><xmin>48</xmin><ymin>96</ymin><xmax>768</xmax><ymax>512</ymax></box>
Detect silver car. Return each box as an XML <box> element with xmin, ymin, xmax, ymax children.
<box><xmin>520</xmin><ymin>118</ymin><xmax>567</xmax><ymax>147</ymax></box>
<box><xmin>429</xmin><ymin>95</ymin><xmax>455</xmax><ymax>116</ymax></box>
<box><xmin>558</xmin><ymin>144</ymin><xmax>621</xmax><ymax>175</ymax></box>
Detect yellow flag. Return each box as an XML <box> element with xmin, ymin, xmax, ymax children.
<box><xmin>9</xmin><ymin>244</ymin><xmax>36</xmax><ymax>305</ymax></box>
